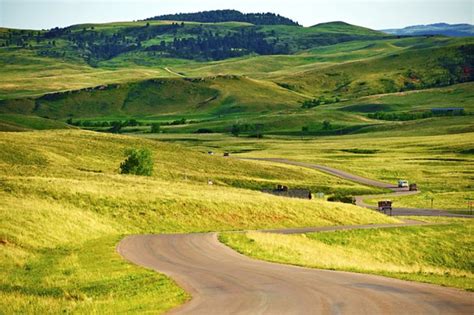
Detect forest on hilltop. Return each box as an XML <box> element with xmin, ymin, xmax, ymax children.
<box><xmin>146</xmin><ymin>9</ymin><xmax>300</xmax><ymax>26</ymax></box>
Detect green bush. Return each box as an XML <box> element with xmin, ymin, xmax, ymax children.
<box><xmin>150</xmin><ymin>123</ymin><xmax>161</xmax><ymax>133</ymax></box>
<box><xmin>119</xmin><ymin>148</ymin><xmax>154</xmax><ymax>176</ymax></box>
<box><xmin>327</xmin><ymin>193</ymin><xmax>353</xmax><ymax>204</ymax></box>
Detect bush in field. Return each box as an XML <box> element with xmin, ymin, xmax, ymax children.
<box><xmin>150</xmin><ymin>123</ymin><xmax>161</xmax><ymax>133</ymax></box>
<box><xmin>322</xmin><ymin>120</ymin><xmax>332</xmax><ymax>130</ymax></box>
<box><xmin>119</xmin><ymin>148</ymin><xmax>154</xmax><ymax>176</ymax></box>
<box><xmin>327</xmin><ymin>193</ymin><xmax>353</xmax><ymax>204</ymax></box>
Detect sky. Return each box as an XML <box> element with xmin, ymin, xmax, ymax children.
<box><xmin>0</xmin><ymin>0</ymin><xmax>473</xmax><ymax>30</ymax></box>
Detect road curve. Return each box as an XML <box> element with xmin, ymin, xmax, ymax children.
<box><xmin>242</xmin><ymin>158</ymin><xmax>471</xmax><ymax>217</ymax></box>
<box><xmin>118</xmin><ymin>225</ymin><xmax>474</xmax><ymax>315</ymax></box>
<box><xmin>117</xmin><ymin>158</ymin><xmax>473</xmax><ymax>314</ymax></box>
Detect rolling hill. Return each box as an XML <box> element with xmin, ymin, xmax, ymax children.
<box><xmin>0</xmin><ymin>11</ymin><xmax>472</xmax><ymax>136</ymax></box>
<box><xmin>383</xmin><ymin>23</ymin><xmax>474</xmax><ymax>37</ymax></box>
<box><xmin>146</xmin><ymin>9</ymin><xmax>300</xmax><ymax>26</ymax></box>
<box><xmin>0</xmin><ymin>130</ymin><xmax>393</xmax><ymax>312</ymax></box>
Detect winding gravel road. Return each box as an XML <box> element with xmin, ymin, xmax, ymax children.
<box><xmin>118</xmin><ymin>158</ymin><xmax>473</xmax><ymax>314</ymax></box>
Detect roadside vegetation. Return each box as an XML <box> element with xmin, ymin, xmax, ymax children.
<box><xmin>0</xmin><ymin>130</ymin><xmax>396</xmax><ymax>312</ymax></box>
<box><xmin>220</xmin><ymin>217</ymin><xmax>474</xmax><ymax>290</ymax></box>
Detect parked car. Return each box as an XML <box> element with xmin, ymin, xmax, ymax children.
<box><xmin>398</xmin><ymin>180</ymin><xmax>409</xmax><ymax>188</ymax></box>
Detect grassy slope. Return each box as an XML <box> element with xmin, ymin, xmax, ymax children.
<box><xmin>148</xmin><ymin>130</ymin><xmax>474</xmax><ymax>211</ymax></box>
<box><xmin>0</xmin><ymin>114</ymin><xmax>71</xmax><ymax>131</ymax></box>
<box><xmin>0</xmin><ymin>20</ymin><xmax>388</xmax><ymax>100</ymax></box>
<box><xmin>0</xmin><ymin>75</ymin><xmax>306</xmax><ymax>119</ymax></box>
<box><xmin>0</xmin><ymin>49</ymin><xmax>174</xmax><ymax>100</ymax></box>
<box><xmin>116</xmin><ymin>82</ymin><xmax>471</xmax><ymax>137</ymax></box>
<box><xmin>272</xmin><ymin>37</ymin><xmax>473</xmax><ymax>97</ymax></box>
<box><xmin>1</xmin><ymin>37</ymin><xmax>471</xmax><ymax>138</ymax></box>
<box><xmin>0</xmin><ymin>130</ymin><xmax>395</xmax><ymax>313</ymax></box>
<box><xmin>337</xmin><ymin>82</ymin><xmax>474</xmax><ymax>112</ymax></box>
<box><xmin>2</xmin><ymin>36</ymin><xmax>470</xmax><ymax>101</ymax></box>
<box><xmin>220</xmin><ymin>217</ymin><xmax>474</xmax><ymax>290</ymax></box>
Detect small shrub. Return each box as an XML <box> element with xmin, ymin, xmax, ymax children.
<box><xmin>341</xmin><ymin>148</ymin><xmax>379</xmax><ymax>154</ymax></box>
<box><xmin>195</xmin><ymin>128</ymin><xmax>214</xmax><ymax>134</ymax></box>
<box><xmin>119</xmin><ymin>148</ymin><xmax>154</xmax><ymax>176</ymax></box>
<box><xmin>327</xmin><ymin>193</ymin><xmax>353</xmax><ymax>204</ymax></box>
<box><xmin>150</xmin><ymin>123</ymin><xmax>161</xmax><ymax>133</ymax></box>
<box><xmin>322</xmin><ymin>120</ymin><xmax>332</xmax><ymax>130</ymax></box>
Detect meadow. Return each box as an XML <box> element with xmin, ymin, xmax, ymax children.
<box><xmin>1</xmin><ymin>36</ymin><xmax>471</xmax><ymax>101</ymax></box>
<box><xmin>0</xmin><ymin>130</ymin><xmax>396</xmax><ymax>313</ymax></box>
<box><xmin>147</xmin><ymin>130</ymin><xmax>474</xmax><ymax>212</ymax></box>
<box><xmin>220</xmin><ymin>217</ymin><xmax>474</xmax><ymax>290</ymax></box>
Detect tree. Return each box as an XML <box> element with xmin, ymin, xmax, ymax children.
<box><xmin>231</xmin><ymin>124</ymin><xmax>241</xmax><ymax>136</ymax></box>
<box><xmin>110</xmin><ymin>121</ymin><xmax>123</xmax><ymax>133</ymax></box>
<box><xmin>119</xmin><ymin>148</ymin><xmax>154</xmax><ymax>176</ymax></box>
<box><xmin>150</xmin><ymin>123</ymin><xmax>161</xmax><ymax>133</ymax></box>
<box><xmin>252</xmin><ymin>123</ymin><xmax>264</xmax><ymax>138</ymax></box>
<box><xmin>322</xmin><ymin>120</ymin><xmax>332</xmax><ymax>130</ymax></box>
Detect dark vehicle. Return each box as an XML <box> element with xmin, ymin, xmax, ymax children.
<box><xmin>409</xmin><ymin>183</ymin><xmax>418</xmax><ymax>191</ymax></box>
<box><xmin>378</xmin><ymin>200</ymin><xmax>393</xmax><ymax>215</ymax></box>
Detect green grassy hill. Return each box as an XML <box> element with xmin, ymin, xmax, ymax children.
<box><xmin>1</xmin><ymin>34</ymin><xmax>471</xmax><ymax>137</ymax></box>
<box><xmin>0</xmin><ymin>75</ymin><xmax>306</xmax><ymax>119</ymax></box>
<box><xmin>0</xmin><ymin>17</ymin><xmax>386</xmax><ymax>67</ymax></box>
<box><xmin>0</xmin><ymin>130</ymin><xmax>395</xmax><ymax>313</ymax></box>
<box><xmin>0</xmin><ymin>114</ymin><xmax>72</xmax><ymax>131</ymax></box>
<box><xmin>272</xmin><ymin>37</ymin><xmax>473</xmax><ymax>97</ymax></box>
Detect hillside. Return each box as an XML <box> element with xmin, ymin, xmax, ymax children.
<box><xmin>0</xmin><ymin>14</ymin><xmax>386</xmax><ymax>65</ymax></box>
<box><xmin>272</xmin><ymin>37</ymin><xmax>473</xmax><ymax>97</ymax></box>
<box><xmin>0</xmin><ymin>114</ymin><xmax>72</xmax><ymax>131</ymax></box>
<box><xmin>383</xmin><ymin>23</ymin><xmax>474</xmax><ymax>37</ymax></box>
<box><xmin>146</xmin><ymin>9</ymin><xmax>300</xmax><ymax>26</ymax></box>
<box><xmin>0</xmin><ymin>76</ymin><xmax>306</xmax><ymax>119</ymax></box>
<box><xmin>0</xmin><ymin>36</ymin><xmax>472</xmax><ymax>137</ymax></box>
<box><xmin>0</xmin><ymin>130</ymin><xmax>395</xmax><ymax>312</ymax></box>
<box><xmin>0</xmin><ymin>15</ymin><xmax>472</xmax><ymax>138</ymax></box>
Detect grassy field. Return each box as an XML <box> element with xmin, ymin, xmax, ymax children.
<box><xmin>0</xmin><ymin>114</ymin><xmax>72</xmax><ymax>131</ymax></box>
<box><xmin>0</xmin><ymin>21</ymin><xmax>387</xmax><ymax>100</ymax></box>
<box><xmin>146</xmin><ymin>130</ymin><xmax>474</xmax><ymax>212</ymax></box>
<box><xmin>220</xmin><ymin>217</ymin><xmax>474</xmax><ymax>290</ymax></box>
<box><xmin>0</xmin><ymin>130</ymin><xmax>396</xmax><ymax>313</ymax></box>
<box><xmin>1</xmin><ymin>36</ymin><xmax>471</xmax><ymax>101</ymax></box>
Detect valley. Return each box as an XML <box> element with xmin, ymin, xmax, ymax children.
<box><xmin>1</xmin><ymin>8</ymin><xmax>473</xmax><ymax>314</ymax></box>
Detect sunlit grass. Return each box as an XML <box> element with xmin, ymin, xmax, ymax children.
<box><xmin>220</xmin><ymin>217</ymin><xmax>474</xmax><ymax>290</ymax></box>
<box><xmin>150</xmin><ymin>131</ymin><xmax>474</xmax><ymax>211</ymax></box>
<box><xmin>0</xmin><ymin>130</ymin><xmax>395</xmax><ymax>312</ymax></box>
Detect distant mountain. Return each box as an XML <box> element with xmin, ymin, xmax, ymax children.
<box><xmin>146</xmin><ymin>9</ymin><xmax>300</xmax><ymax>26</ymax></box>
<box><xmin>382</xmin><ymin>23</ymin><xmax>474</xmax><ymax>37</ymax></box>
